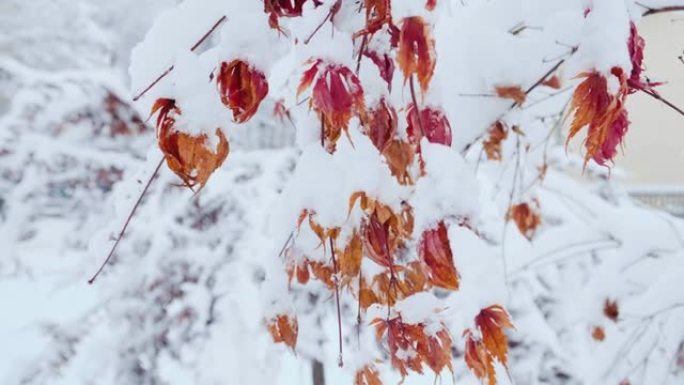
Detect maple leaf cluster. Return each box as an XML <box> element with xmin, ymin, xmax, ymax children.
<box><xmin>567</xmin><ymin>23</ymin><xmax>657</xmax><ymax>167</ymax></box>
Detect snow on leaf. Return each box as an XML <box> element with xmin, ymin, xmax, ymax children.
<box><xmin>355</xmin><ymin>365</ymin><xmax>383</xmax><ymax>385</ymax></box>
<box><xmin>397</xmin><ymin>16</ymin><xmax>436</xmax><ymax>94</ymax></box>
<box><xmin>151</xmin><ymin>98</ymin><xmax>229</xmax><ymax>189</ymax></box>
<box><xmin>298</xmin><ymin>60</ymin><xmax>366</xmax><ymax>152</ymax></box>
<box><xmin>217</xmin><ymin>60</ymin><xmax>269</xmax><ymax>123</ymax></box>
<box><xmin>418</xmin><ymin>221</ymin><xmax>459</xmax><ymax>290</ymax></box>
<box><xmin>267</xmin><ymin>314</ymin><xmax>299</xmax><ymax>350</ymax></box>
<box><xmin>364</xmin><ymin>48</ymin><xmax>395</xmax><ymax>91</ymax></box>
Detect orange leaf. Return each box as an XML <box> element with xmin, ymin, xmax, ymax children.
<box><xmin>464</xmin><ymin>331</ymin><xmax>496</xmax><ymax>385</ymax></box>
<box><xmin>541</xmin><ymin>75</ymin><xmax>561</xmax><ymax>90</ymax></box>
<box><xmin>338</xmin><ymin>231</ymin><xmax>363</xmax><ymax>281</ymax></box>
<box><xmin>592</xmin><ymin>326</ymin><xmax>606</xmax><ymax>342</ymax></box>
<box><xmin>418</xmin><ymin>221</ymin><xmax>459</xmax><ymax>290</ymax></box>
<box><xmin>475</xmin><ymin>305</ymin><xmax>514</xmax><ymax>367</ymax></box>
<box><xmin>218</xmin><ymin>60</ymin><xmax>269</xmax><ymax>123</ymax></box>
<box><xmin>483</xmin><ymin>121</ymin><xmax>508</xmax><ymax>161</ymax></box>
<box><xmin>354</xmin><ymin>0</ymin><xmax>393</xmax><ymax>38</ymax></box>
<box><xmin>397</xmin><ymin>16</ymin><xmax>436</xmax><ymax>94</ymax></box>
<box><xmin>382</xmin><ymin>139</ymin><xmax>415</xmax><ymax>185</ymax></box>
<box><xmin>355</xmin><ymin>365</ymin><xmax>383</xmax><ymax>385</ymax></box>
<box><xmin>268</xmin><ymin>314</ymin><xmax>298</xmax><ymax>350</ymax></box>
<box><xmin>364</xmin><ymin>98</ymin><xmax>398</xmax><ymax>152</ymax></box>
<box><xmin>495</xmin><ymin>85</ymin><xmax>526</xmax><ymax>105</ymax></box>
<box><xmin>151</xmin><ymin>99</ymin><xmax>229</xmax><ymax>189</ymax></box>
<box><xmin>506</xmin><ymin>202</ymin><xmax>541</xmax><ymax>241</ymax></box>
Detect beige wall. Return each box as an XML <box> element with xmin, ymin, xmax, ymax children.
<box><xmin>618</xmin><ymin>14</ymin><xmax>684</xmax><ymax>187</ymax></box>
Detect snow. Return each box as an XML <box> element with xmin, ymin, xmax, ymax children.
<box><xmin>3</xmin><ymin>0</ymin><xmax>684</xmax><ymax>385</ymax></box>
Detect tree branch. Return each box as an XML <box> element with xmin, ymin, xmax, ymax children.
<box><xmin>132</xmin><ymin>16</ymin><xmax>227</xmax><ymax>102</ymax></box>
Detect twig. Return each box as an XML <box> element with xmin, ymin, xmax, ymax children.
<box><xmin>88</xmin><ymin>157</ymin><xmax>165</xmax><ymax>284</ymax></box>
<box><xmin>132</xmin><ymin>16</ymin><xmax>227</xmax><ymax>101</ymax></box>
<box><xmin>329</xmin><ymin>237</ymin><xmax>344</xmax><ymax>368</ymax></box>
<box><xmin>638</xmin><ymin>3</ymin><xmax>684</xmax><ymax>17</ymax></box>
<box><xmin>639</xmin><ymin>88</ymin><xmax>684</xmax><ymax>117</ymax></box>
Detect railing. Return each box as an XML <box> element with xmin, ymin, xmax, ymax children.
<box><xmin>628</xmin><ymin>186</ymin><xmax>684</xmax><ymax>217</ymax></box>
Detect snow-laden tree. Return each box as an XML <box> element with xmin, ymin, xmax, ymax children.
<box><xmin>2</xmin><ymin>1</ymin><xmax>684</xmax><ymax>385</ymax></box>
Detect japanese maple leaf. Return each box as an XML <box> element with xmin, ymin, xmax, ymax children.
<box><xmin>397</xmin><ymin>16</ymin><xmax>436</xmax><ymax>94</ymax></box>
<box><xmin>354</xmin><ymin>365</ymin><xmax>383</xmax><ymax>385</ymax></box>
<box><xmin>567</xmin><ymin>68</ymin><xmax>628</xmax><ymax>166</ymax></box>
<box><xmin>464</xmin><ymin>331</ymin><xmax>496</xmax><ymax>385</ymax></box>
<box><xmin>483</xmin><ymin>121</ymin><xmax>508</xmax><ymax>161</ymax></box>
<box><xmin>354</xmin><ymin>0</ymin><xmax>393</xmax><ymax>38</ymax></box>
<box><xmin>406</xmin><ymin>104</ymin><xmax>452</xmax><ymax>147</ymax></box>
<box><xmin>604</xmin><ymin>299</ymin><xmax>619</xmax><ymax>322</ymax></box>
<box><xmin>217</xmin><ymin>60</ymin><xmax>269</xmax><ymax>123</ymax></box>
<box><xmin>506</xmin><ymin>201</ymin><xmax>541</xmax><ymax>241</ymax></box>
<box><xmin>382</xmin><ymin>139</ymin><xmax>415</xmax><ymax>185</ymax></box>
<box><xmin>264</xmin><ymin>0</ymin><xmax>319</xmax><ymax>30</ymax></box>
<box><xmin>150</xmin><ymin>98</ymin><xmax>229</xmax><ymax>189</ymax></box>
<box><xmin>418</xmin><ymin>221</ymin><xmax>460</xmax><ymax>290</ymax></box>
<box><xmin>267</xmin><ymin>313</ymin><xmax>299</xmax><ymax>350</ymax></box>
<box><xmin>364</xmin><ymin>48</ymin><xmax>395</xmax><ymax>91</ymax></box>
<box><xmin>365</xmin><ymin>98</ymin><xmax>397</xmax><ymax>152</ymax></box>
<box><xmin>298</xmin><ymin>59</ymin><xmax>366</xmax><ymax>152</ymax></box>
<box><xmin>475</xmin><ymin>305</ymin><xmax>514</xmax><ymax>366</ymax></box>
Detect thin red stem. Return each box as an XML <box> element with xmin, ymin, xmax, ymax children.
<box><xmin>639</xmin><ymin>88</ymin><xmax>684</xmax><ymax>117</ymax></box>
<box><xmin>88</xmin><ymin>157</ymin><xmax>165</xmax><ymax>284</ymax></box>
<box><xmin>409</xmin><ymin>76</ymin><xmax>426</xmax><ymax>137</ymax></box>
<box><xmin>132</xmin><ymin>16</ymin><xmax>227</xmax><ymax>101</ymax></box>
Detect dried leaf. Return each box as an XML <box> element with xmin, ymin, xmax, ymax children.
<box><xmin>541</xmin><ymin>75</ymin><xmax>562</xmax><ymax>90</ymax></box>
<box><xmin>464</xmin><ymin>331</ymin><xmax>496</xmax><ymax>385</ymax></box>
<box><xmin>151</xmin><ymin>98</ymin><xmax>229</xmax><ymax>189</ymax></box>
<box><xmin>382</xmin><ymin>139</ymin><xmax>415</xmax><ymax>185</ymax></box>
<box><xmin>603</xmin><ymin>299</ymin><xmax>619</xmax><ymax>322</ymax></box>
<box><xmin>355</xmin><ymin>365</ymin><xmax>383</xmax><ymax>385</ymax></box>
<box><xmin>495</xmin><ymin>85</ymin><xmax>526</xmax><ymax>105</ymax></box>
<box><xmin>418</xmin><ymin>221</ymin><xmax>459</xmax><ymax>290</ymax></box>
<box><xmin>566</xmin><ymin>68</ymin><xmax>629</xmax><ymax>167</ymax></box>
<box><xmin>338</xmin><ymin>231</ymin><xmax>363</xmax><ymax>282</ymax></box>
<box><xmin>397</xmin><ymin>16</ymin><xmax>436</xmax><ymax>94</ymax></box>
<box><xmin>506</xmin><ymin>202</ymin><xmax>541</xmax><ymax>241</ymax></box>
<box><xmin>483</xmin><ymin>121</ymin><xmax>508</xmax><ymax>161</ymax></box>
<box><xmin>592</xmin><ymin>326</ymin><xmax>605</xmax><ymax>342</ymax></box>
<box><xmin>268</xmin><ymin>314</ymin><xmax>298</xmax><ymax>350</ymax></box>
<box><xmin>218</xmin><ymin>60</ymin><xmax>269</xmax><ymax>123</ymax></box>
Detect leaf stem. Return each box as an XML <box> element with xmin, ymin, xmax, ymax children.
<box><xmin>132</xmin><ymin>16</ymin><xmax>227</xmax><ymax>101</ymax></box>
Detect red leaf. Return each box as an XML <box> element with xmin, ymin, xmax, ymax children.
<box><xmin>406</xmin><ymin>104</ymin><xmax>452</xmax><ymax>147</ymax></box>
<box><xmin>506</xmin><ymin>202</ymin><xmax>541</xmax><ymax>241</ymax></box>
<box><xmin>397</xmin><ymin>16</ymin><xmax>436</xmax><ymax>94</ymax></box>
<box><xmin>217</xmin><ymin>60</ymin><xmax>269</xmax><ymax>123</ymax></box>
<box><xmin>365</xmin><ymin>98</ymin><xmax>398</xmax><ymax>152</ymax></box>
<box><xmin>364</xmin><ymin>48</ymin><xmax>395</xmax><ymax>91</ymax></box>
<box><xmin>418</xmin><ymin>221</ymin><xmax>459</xmax><ymax>290</ymax></box>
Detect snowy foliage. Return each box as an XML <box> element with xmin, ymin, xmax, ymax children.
<box><xmin>2</xmin><ymin>0</ymin><xmax>684</xmax><ymax>385</ymax></box>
